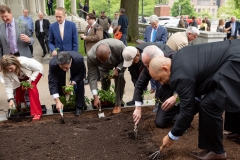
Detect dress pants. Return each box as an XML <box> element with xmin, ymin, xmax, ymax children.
<box><xmin>198</xmin><ymin>91</ymin><xmax>224</xmax><ymax>152</ymax></box>
<box><xmin>224</xmin><ymin>111</ymin><xmax>240</xmax><ymax>134</ymax></box>
<box><xmin>15</xmin><ymin>74</ymin><xmax>42</xmax><ymax>116</ymax></box>
<box><xmin>37</xmin><ymin>33</ymin><xmax>49</xmax><ymax>55</ymax></box>
<box><xmin>100</xmin><ymin>68</ymin><xmax>126</xmax><ymax>106</ymax></box>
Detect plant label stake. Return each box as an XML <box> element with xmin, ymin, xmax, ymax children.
<box><xmin>134</xmin><ymin>125</ymin><xmax>138</xmax><ymax>139</ymax></box>
<box><xmin>149</xmin><ymin>150</ymin><xmax>161</xmax><ymax>160</ymax></box>
<box><xmin>60</xmin><ymin>106</ymin><xmax>65</xmax><ymax>124</ymax></box>
<box><xmin>98</xmin><ymin>107</ymin><xmax>105</xmax><ymax>118</ymax></box>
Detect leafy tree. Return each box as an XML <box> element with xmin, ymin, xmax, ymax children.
<box><xmin>171</xmin><ymin>0</ymin><xmax>197</xmax><ymax>17</ymax></box>
<box><xmin>233</xmin><ymin>0</ymin><xmax>240</xmax><ymax>9</ymax></box>
<box><xmin>198</xmin><ymin>9</ymin><xmax>212</xmax><ymax>19</ymax></box>
<box><xmin>217</xmin><ymin>0</ymin><xmax>240</xmax><ymax>19</ymax></box>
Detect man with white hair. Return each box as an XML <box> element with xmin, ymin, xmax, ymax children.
<box><xmin>225</xmin><ymin>16</ymin><xmax>240</xmax><ymax>40</ymax></box>
<box><xmin>166</xmin><ymin>26</ymin><xmax>200</xmax><ymax>51</ymax></box>
<box><xmin>131</xmin><ymin>44</ymin><xmax>181</xmax><ymax>128</ymax></box>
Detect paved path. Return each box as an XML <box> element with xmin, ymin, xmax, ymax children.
<box><xmin>0</xmin><ymin>35</ymin><xmax>154</xmax><ymax>121</ymax></box>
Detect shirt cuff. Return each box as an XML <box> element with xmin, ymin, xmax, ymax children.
<box><xmin>116</xmin><ymin>67</ymin><xmax>121</xmax><ymax>71</ymax></box>
<box><xmin>52</xmin><ymin>93</ymin><xmax>60</xmax><ymax>99</ymax></box>
<box><xmin>92</xmin><ymin>89</ymin><xmax>98</xmax><ymax>95</ymax></box>
<box><xmin>168</xmin><ymin>131</ymin><xmax>180</xmax><ymax>141</ymax></box>
<box><xmin>135</xmin><ymin>101</ymin><xmax>143</xmax><ymax>106</ymax></box>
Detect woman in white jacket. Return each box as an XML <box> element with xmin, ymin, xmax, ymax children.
<box><xmin>0</xmin><ymin>54</ymin><xmax>44</xmax><ymax>120</ymax></box>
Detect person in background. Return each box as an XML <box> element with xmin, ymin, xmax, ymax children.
<box><xmin>78</xmin><ymin>0</ymin><xmax>83</xmax><ymax>18</ymax></box>
<box><xmin>178</xmin><ymin>15</ymin><xmax>185</xmax><ymax>28</ymax></box>
<box><xmin>190</xmin><ymin>16</ymin><xmax>198</xmax><ymax>29</ymax></box>
<box><xmin>47</xmin><ymin>0</ymin><xmax>54</xmax><ymax>16</ymax></box>
<box><xmin>166</xmin><ymin>26</ymin><xmax>200</xmax><ymax>51</ymax></box>
<box><xmin>216</xmin><ymin>19</ymin><xmax>225</xmax><ymax>32</ymax></box>
<box><xmin>35</xmin><ymin>13</ymin><xmax>50</xmax><ymax>57</ymax></box>
<box><xmin>97</xmin><ymin>11</ymin><xmax>111</xmax><ymax>32</ymax></box>
<box><xmin>0</xmin><ymin>54</ymin><xmax>43</xmax><ymax>120</ymax></box>
<box><xmin>205</xmin><ymin>17</ymin><xmax>211</xmax><ymax>31</ymax></box>
<box><xmin>115</xmin><ymin>8</ymin><xmax>128</xmax><ymax>46</ymax></box>
<box><xmin>0</xmin><ymin>4</ymin><xmax>34</xmax><ymax>58</ymax></box>
<box><xmin>48</xmin><ymin>7</ymin><xmax>78</xmax><ymax>56</ymax></box>
<box><xmin>48</xmin><ymin>51</ymin><xmax>86</xmax><ymax>116</ymax></box>
<box><xmin>199</xmin><ymin>19</ymin><xmax>207</xmax><ymax>31</ymax></box>
<box><xmin>111</xmin><ymin>12</ymin><xmax>119</xmax><ymax>34</ymax></box>
<box><xmin>224</xmin><ymin>16</ymin><xmax>240</xmax><ymax>40</ymax></box>
<box><xmin>19</xmin><ymin>9</ymin><xmax>34</xmax><ymax>56</ymax></box>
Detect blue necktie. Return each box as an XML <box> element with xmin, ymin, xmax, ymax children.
<box><xmin>151</xmin><ymin>29</ymin><xmax>157</xmax><ymax>42</ymax></box>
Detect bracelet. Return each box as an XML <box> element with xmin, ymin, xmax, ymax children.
<box><xmin>7</xmin><ymin>98</ymin><xmax>14</xmax><ymax>102</ymax></box>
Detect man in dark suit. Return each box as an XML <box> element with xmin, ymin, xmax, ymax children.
<box><xmin>225</xmin><ymin>16</ymin><xmax>240</xmax><ymax>40</ymax></box>
<box><xmin>48</xmin><ymin>7</ymin><xmax>78</xmax><ymax>56</ymax></box>
<box><xmin>35</xmin><ymin>13</ymin><xmax>50</xmax><ymax>57</ymax></box>
<box><xmin>149</xmin><ymin>40</ymin><xmax>240</xmax><ymax>160</ymax></box>
<box><xmin>83</xmin><ymin>3</ymin><xmax>89</xmax><ymax>20</ymax></box>
<box><xmin>0</xmin><ymin>4</ymin><xmax>34</xmax><ymax>58</ymax></box>
<box><xmin>48</xmin><ymin>51</ymin><xmax>86</xmax><ymax>116</ymax></box>
<box><xmin>47</xmin><ymin>0</ymin><xmax>54</xmax><ymax>16</ymax></box>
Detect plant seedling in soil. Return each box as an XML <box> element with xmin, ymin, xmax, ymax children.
<box><xmin>20</xmin><ymin>81</ymin><xmax>33</xmax><ymax>90</ymax></box>
<box><xmin>142</xmin><ymin>90</ymin><xmax>151</xmax><ymax>103</ymax></box>
<box><xmin>103</xmin><ymin>70</ymin><xmax>114</xmax><ymax>81</ymax></box>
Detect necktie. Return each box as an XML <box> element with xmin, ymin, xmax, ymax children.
<box><xmin>151</xmin><ymin>29</ymin><xmax>157</xmax><ymax>42</ymax></box>
<box><xmin>7</xmin><ymin>24</ymin><xmax>15</xmax><ymax>54</ymax></box>
<box><xmin>59</xmin><ymin>24</ymin><xmax>64</xmax><ymax>40</ymax></box>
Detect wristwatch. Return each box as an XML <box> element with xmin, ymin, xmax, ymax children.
<box><xmin>7</xmin><ymin>98</ymin><xmax>14</xmax><ymax>102</ymax></box>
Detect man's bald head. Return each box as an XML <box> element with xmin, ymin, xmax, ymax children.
<box><xmin>149</xmin><ymin>56</ymin><xmax>171</xmax><ymax>85</ymax></box>
<box><xmin>141</xmin><ymin>45</ymin><xmax>164</xmax><ymax>69</ymax></box>
<box><xmin>96</xmin><ymin>43</ymin><xmax>111</xmax><ymax>63</ymax></box>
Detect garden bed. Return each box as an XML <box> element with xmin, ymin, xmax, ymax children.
<box><xmin>0</xmin><ymin>106</ymin><xmax>239</xmax><ymax>160</ymax></box>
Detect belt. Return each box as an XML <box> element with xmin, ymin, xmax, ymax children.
<box><xmin>11</xmin><ymin>52</ymin><xmax>20</xmax><ymax>56</ymax></box>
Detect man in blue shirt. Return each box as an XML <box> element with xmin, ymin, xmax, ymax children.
<box><xmin>19</xmin><ymin>9</ymin><xmax>34</xmax><ymax>56</ymax></box>
<box><xmin>115</xmin><ymin>8</ymin><xmax>128</xmax><ymax>46</ymax></box>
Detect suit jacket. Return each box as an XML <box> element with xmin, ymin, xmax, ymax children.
<box><xmin>190</xmin><ymin>20</ymin><xmax>198</xmax><ymax>28</ymax></box>
<box><xmin>3</xmin><ymin>56</ymin><xmax>44</xmax><ymax>99</ymax></box>
<box><xmin>170</xmin><ymin>40</ymin><xmax>240</xmax><ymax>136</ymax></box>
<box><xmin>48</xmin><ymin>51</ymin><xmax>85</xmax><ymax>96</ymax></box>
<box><xmin>133</xmin><ymin>43</ymin><xmax>174</xmax><ymax>102</ymax></box>
<box><xmin>35</xmin><ymin>19</ymin><xmax>50</xmax><ymax>38</ymax></box>
<box><xmin>84</xmin><ymin>23</ymin><xmax>103</xmax><ymax>53</ymax></box>
<box><xmin>144</xmin><ymin>25</ymin><xmax>167</xmax><ymax>44</ymax></box>
<box><xmin>87</xmin><ymin>38</ymin><xmax>125</xmax><ymax>91</ymax></box>
<box><xmin>166</xmin><ymin>32</ymin><xmax>189</xmax><ymax>51</ymax></box>
<box><xmin>178</xmin><ymin>19</ymin><xmax>185</xmax><ymax>28</ymax></box>
<box><xmin>225</xmin><ymin>21</ymin><xmax>240</xmax><ymax>39</ymax></box>
<box><xmin>0</xmin><ymin>20</ymin><xmax>34</xmax><ymax>58</ymax></box>
<box><xmin>48</xmin><ymin>20</ymin><xmax>78</xmax><ymax>52</ymax></box>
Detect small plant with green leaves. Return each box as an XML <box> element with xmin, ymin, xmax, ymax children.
<box><xmin>98</xmin><ymin>85</ymin><xmax>116</xmax><ymax>104</ymax></box>
<box><xmin>84</xmin><ymin>96</ymin><xmax>91</xmax><ymax>105</ymax></box>
<box><xmin>62</xmin><ymin>85</ymin><xmax>74</xmax><ymax>94</ymax></box>
<box><xmin>18</xmin><ymin>19</ymin><xmax>25</xmax><ymax>34</ymax></box>
<box><xmin>142</xmin><ymin>90</ymin><xmax>151</xmax><ymax>104</ymax></box>
<box><xmin>153</xmin><ymin>98</ymin><xmax>163</xmax><ymax>104</ymax></box>
<box><xmin>59</xmin><ymin>85</ymin><xmax>76</xmax><ymax>109</ymax></box>
<box><xmin>55</xmin><ymin>47</ymin><xmax>60</xmax><ymax>53</ymax></box>
<box><xmin>20</xmin><ymin>81</ymin><xmax>33</xmax><ymax>90</ymax></box>
<box><xmin>103</xmin><ymin>70</ymin><xmax>114</xmax><ymax>81</ymax></box>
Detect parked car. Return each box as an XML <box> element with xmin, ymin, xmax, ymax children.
<box><xmin>158</xmin><ymin>16</ymin><xmax>177</xmax><ymax>26</ymax></box>
<box><xmin>163</xmin><ymin>19</ymin><xmax>180</xmax><ymax>28</ymax></box>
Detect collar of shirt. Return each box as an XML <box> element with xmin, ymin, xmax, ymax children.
<box><xmin>6</xmin><ymin>18</ymin><xmax>15</xmax><ymax>28</ymax></box>
<box><xmin>58</xmin><ymin>20</ymin><xmax>65</xmax><ymax>27</ymax></box>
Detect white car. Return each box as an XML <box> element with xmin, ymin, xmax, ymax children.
<box><xmin>163</xmin><ymin>19</ymin><xmax>180</xmax><ymax>28</ymax></box>
<box><xmin>158</xmin><ymin>16</ymin><xmax>177</xmax><ymax>26</ymax></box>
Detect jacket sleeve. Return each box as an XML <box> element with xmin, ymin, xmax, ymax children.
<box><xmin>84</xmin><ymin>25</ymin><xmax>103</xmax><ymax>42</ymax></box>
<box><xmin>71</xmin><ymin>57</ymin><xmax>85</xmax><ymax>83</ymax></box>
<box><xmin>133</xmin><ymin>67</ymin><xmax>151</xmax><ymax>102</ymax></box>
<box><xmin>48</xmin><ymin>62</ymin><xmax>59</xmax><ymax>95</ymax></box>
<box><xmin>48</xmin><ymin>25</ymin><xmax>55</xmax><ymax>52</ymax></box>
<box><xmin>87</xmin><ymin>55</ymin><xmax>99</xmax><ymax>91</ymax></box>
<box><xmin>72</xmin><ymin>23</ymin><xmax>78</xmax><ymax>52</ymax></box>
<box><xmin>25</xmin><ymin>59</ymin><xmax>44</xmax><ymax>81</ymax></box>
<box><xmin>24</xmin><ymin>23</ymin><xmax>34</xmax><ymax>45</ymax></box>
<box><xmin>155</xmin><ymin>27</ymin><xmax>168</xmax><ymax>44</ymax></box>
<box><xmin>3</xmin><ymin>76</ymin><xmax>14</xmax><ymax>99</ymax></box>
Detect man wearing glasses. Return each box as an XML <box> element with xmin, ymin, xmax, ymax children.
<box><xmin>87</xmin><ymin>39</ymin><xmax>126</xmax><ymax>114</ymax></box>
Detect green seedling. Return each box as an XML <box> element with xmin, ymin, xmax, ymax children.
<box><xmin>20</xmin><ymin>81</ymin><xmax>33</xmax><ymax>90</ymax></box>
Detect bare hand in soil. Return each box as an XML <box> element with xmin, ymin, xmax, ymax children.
<box><xmin>8</xmin><ymin>99</ymin><xmax>14</xmax><ymax>108</ymax></box>
<box><xmin>93</xmin><ymin>95</ymin><xmax>101</xmax><ymax>109</ymax></box>
<box><xmin>161</xmin><ymin>96</ymin><xmax>176</xmax><ymax>111</ymax></box>
<box><xmin>133</xmin><ymin>106</ymin><xmax>142</xmax><ymax>125</ymax></box>
<box><xmin>160</xmin><ymin>135</ymin><xmax>174</xmax><ymax>151</ymax></box>
<box><xmin>113</xmin><ymin>68</ymin><xmax>119</xmax><ymax>79</ymax></box>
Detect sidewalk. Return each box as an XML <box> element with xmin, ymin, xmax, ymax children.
<box><xmin>0</xmin><ymin>36</ymin><xmax>154</xmax><ymax>121</ymax></box>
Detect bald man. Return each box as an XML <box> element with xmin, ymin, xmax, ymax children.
<box><xmin>35</xmin><ymin>13</ymin><xmax>50</xmax><ymax>57</ymax></box>
<box><xmin>225</xmin><ymin>16</ymin><xmax>240</xmax><ymax>40</ymax></box>
<box><xmin>87</xmin><ymin>38</ymin><xmax>126</xmax><ymax>114</ymax></box>
<box><xmin>149</xmin><ymin>40</ymin><xmax>240</xmax><ymax>160</ymax></box>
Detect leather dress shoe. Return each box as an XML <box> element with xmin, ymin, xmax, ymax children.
<box><xmin>224</xmin><ymin>132</ymin><xmax>240</xmax><ymax>144</ymax></box>
<box><xmin>190</xmin><ymin>150</ymin><xmax>227</xmax><ymax>160</ymax></box>
<box><xmin>126</xmin><ymin>100</ymin><xmax>134</xmax><ymax>106</ymax></box>
<box><xmin>75</xmin><ymin>108</ymin><xmax>82</xmax><ymax>116</ymax></box>
<box><xmin>112</xmin><ymin>106</ymin><xmax>121</xmax><ymax>114</ymax></box>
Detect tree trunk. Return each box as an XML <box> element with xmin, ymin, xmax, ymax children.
<box><xmin>85</xmin><ymin>0</ymin><xmax>89</xmax><ymax>5</ymax></box>
<box><xmin>120</xmin><ymin>0</ymin><xmax>139</xmax><ymax>43</ymax></box>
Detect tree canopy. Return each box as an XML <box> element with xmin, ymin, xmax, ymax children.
<box><xmin>171</xmin><ymin>0</ymin><xmax>197</xmax><ymax>17</ymax></box>
<box><xmin>217</xmin><ymin>0</ymin><xmax>240</xmax><ymax>19</ymax></box>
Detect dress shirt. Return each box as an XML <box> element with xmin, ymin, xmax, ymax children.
<box><xmin>19</xmin><ymin>15</ymin><xmax>34</xmax><ymax>32</ymax></box>
<box><xmin>39</xmin><ymin>20</ymin><xmax>44</xmax><ymax>32</ymax></box>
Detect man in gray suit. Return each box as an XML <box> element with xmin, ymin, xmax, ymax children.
<box><xmin>0</xmin><ymin>4</ymin><xmax>34</xmax><ymax>58</ymax></box>
<box><xmin>87</xmin><ymin>38</ymin><xmax>126</xmax><ymax>114</ymax></box>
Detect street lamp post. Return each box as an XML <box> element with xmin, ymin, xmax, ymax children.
<box><xmin>178</xmin><ymin>5</ymin><xmax>181</xmax><ymax>16</ymax></box>
<box><xmin>108</xmin><ymin>0</ymin><xmax>110</xmax><ymax>17</ymax></box>
<box><xmin>142</xmin><ymin>0</ymin><xmax>144</xmax><ymax>23</ymax></box>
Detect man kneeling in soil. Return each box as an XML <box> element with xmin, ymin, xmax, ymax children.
<box><xmin>149</xmin><ymin>40</ymin><xmax>240</xmax><ymax>160</ymax></box>
<box><xmin>48</xmin><ymin>51</ymin><xmax>86</xmax><ymax>116</ymax></box>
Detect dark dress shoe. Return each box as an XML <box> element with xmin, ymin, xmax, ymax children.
<box><xmin>224</xmin><ymin>132</ymin><xmax>240</xmax><ymax>144</ymax></box>
<box><xmin>126</xmin><ymin>100</ymin><xmax>134</xmax><ymax>106</ymax></box>
<box><xmin>190</xmin><ymin>150</ymin><xmax>227</xmax><ymax>160</ymax></box>
<box><xmin>75</xmin><ymin>108</ymin><xmax>82</xmax><ymax>116</ymax></box>
<box><xmin>42</xmin><ymin>54</ymin><xmax>46</xmax><ymax>57</ymax></box>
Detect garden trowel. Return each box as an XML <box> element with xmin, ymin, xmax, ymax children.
<box><xmin>98</xmin><ymin>107</ymin><xmax>105</xmax><ymax>118</ymax></box>
<box><xmin>134</xmin><ymin>125</ymin><xmax>138</xmax><ymax>139</ymax></box>
<box><xmin>60</xmin><ymin>106</ymin><xmax>65</xmax><ymax>124</ymax></box>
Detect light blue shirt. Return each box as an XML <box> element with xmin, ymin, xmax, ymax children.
<box><xmin>19</xmin><ymin>15</ymin><xmax>34</xmax><ymax>32</ymax></box>
<box><xmin>5</xmin><ymin>18</ymin><xmax>18</xmax><ymax>53</ymax></box>
<box><xmin>231</xmin><ymin>22</ymin><xmax>236</xmax><ymax>36</ymax></box>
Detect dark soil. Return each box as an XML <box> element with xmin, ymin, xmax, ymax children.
<box><xmin>0</xmin><ymin>106</ymin><xmax>239</xmax><ymax>160</ymax></box>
